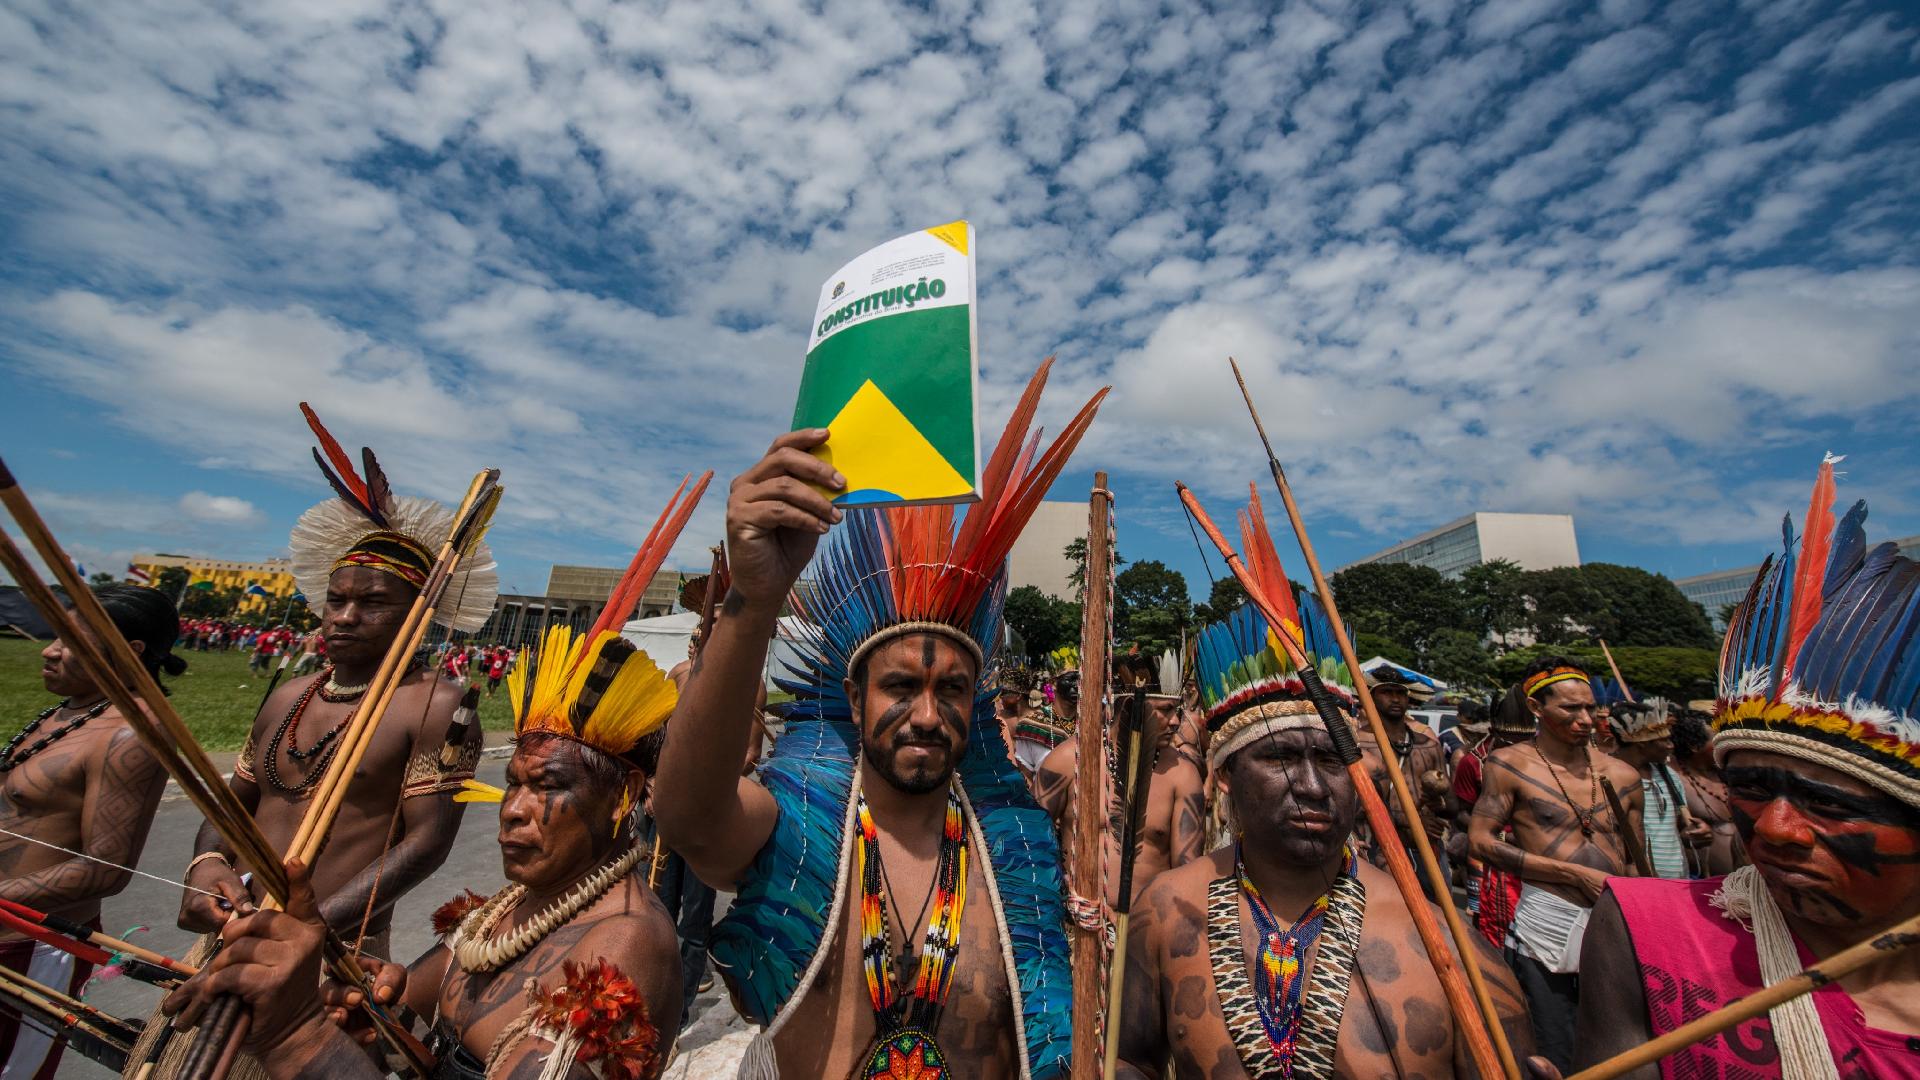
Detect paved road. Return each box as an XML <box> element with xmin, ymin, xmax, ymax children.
<box><xmin>51</xmin><ymin>754</ymin><xmax>751</xmax><ymax>1078</ymax></box>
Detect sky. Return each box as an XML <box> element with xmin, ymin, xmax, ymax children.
<box><xmin>2</xmin><ymin>0</ymin><xmax>1917</xmax><ymax>603</ymax></box>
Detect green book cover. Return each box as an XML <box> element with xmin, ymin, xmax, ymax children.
<box><xmin>791</xmin><ymin>220</ymin><xmax>979</xmax><ymax>507</ymax></box>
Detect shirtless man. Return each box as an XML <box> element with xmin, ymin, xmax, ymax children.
<box><xmin>0</xmin><ymin>586</ymin><xmax>179</xmax><ymax>1078</ymax></box>
<box><xmin>1469</xmin><ymin>656</ymin><xmax>1643</xmax><ymax>1073</ymax></box>
<box><xmin>1606</xmin><ymin>700</ymin><xmax>1712</xmax><ymax>879</ymax></box>
<box><xmin>161</xmin><ymin>725</ymin><xmax>681</xmax><ymax>1080</ymax></box>
<box><xmin>659</xmin><ymin>373</ymin><xmax>1096</xmax><ymax>1079</ymax></box>
<box><xmin>1669</xmin><ymin>706</ymin><xmax>1745</xmax><ymax>876</ymax></box>
<box><xmin>1116</xmin><ymin>695</ymin><xmax>1535</xmax><ymax>1077</ymax></box>
<box><xmin>179</xmin><ymin>416</ymin><xmax>491</xmax><ymax>956</ymax></box>
<box><xmin>1032</xmin><ymin>683</ymin><xmax>1206</xmax><ymax>906</ymax></box>
<box><xmin>1354</xmin><ymin>668</ymin><xmax>1453</xmax><ymax>898</ymax></box>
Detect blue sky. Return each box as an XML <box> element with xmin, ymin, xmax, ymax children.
<box><xmin>2</xmin><ymin>0</ymin><xmax>1917</xmax><ymax>601</ymax></box>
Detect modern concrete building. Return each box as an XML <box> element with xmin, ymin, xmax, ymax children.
<box><xmin>448</xmin><ymin>567</ymin><xmax>698</xmax><ymax>648</ymax></box>
<box><xmin>1005</xmin><ymin>500</ymin><xmax>1086</xmax><ymax>599</ymax></box>
<box><xmin>1677</xmin><ymin>532</ymin><xmax>1920</xmax><ymax>630</ymax></box>
<box><xmin>546</xmin><ymin>564</ymin><xmax>691</xmax><ymax>620</ymax></box>
<box><xmin>1343</xmin><ymin>513</ymin><xmax>1581</xmax><ymax>580</ymax></box>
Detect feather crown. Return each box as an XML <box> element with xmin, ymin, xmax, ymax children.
<box><xmin>508</xmin><ymin>474</ymin><xmax>712</xmax><ymax>763</ymax></box>
<box><xmin>1194</xmin><ymin>488</ymin><xmax>1352</xmax><ymax>732</ymax></box>
<box><xmin>288</xmin><ymin>404</ymin><xmax>499</xmax><ymax>632</ymax></box>
<box><xmin>1713</xmin><ymin>454</ymin><xmax>1920</xmax><ymax>806</ymax></box>
<box><xmin>780</xmin><ymin>359</ymin><xmax>1108</xmax><ymax>713</ymax></box>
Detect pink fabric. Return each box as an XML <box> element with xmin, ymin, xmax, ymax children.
<box><xmin>1611</xmin><ymin>876</ymin><xmax>1920</xmax><ymax>1080</ymax></box>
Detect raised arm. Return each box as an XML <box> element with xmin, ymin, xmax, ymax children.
<box><xmin>0</xmin><ymin>724</ymin><xmax>166</xmax><ymax>910</ymax></box>
<box><xmin>653</xmin><ymin>430</ymin><xmax>843</xmax><ymax>889</ymax></box>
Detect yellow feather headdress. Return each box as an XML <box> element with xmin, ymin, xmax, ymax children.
<box><xmin>508</xmin><ymin>474</ymin><xmax>711</xmax><ymax>764</ymax></box>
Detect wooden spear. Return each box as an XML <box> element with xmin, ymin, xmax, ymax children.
<box><xmin>1178</xmin><ymin>483</ymin><xmax>1509</xmax><ymax>1080</ymax></box>
<box><xmin>1069</xmin><ymin>473</ymin><xmax>1115</xmax><ymax>1080</ymax></box>
<box><xmin>1569</xmin><ymin>907</ymin><xmax>1920</xmax><ymax>1079</ymax></box>
<box><xmin>1102</xmin><ymin>682</ymin><xmax>1156</xmax><ymax>1080</ymax></box>
<box><xmin>1225</xmin><ymin>357</ymin><xmax>1520</xmax><ymax>1079</ymax></box>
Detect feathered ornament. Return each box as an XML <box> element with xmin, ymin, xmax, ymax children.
<box><xmin>506</xmin><ymin>476</ymin><xmax>710</xmax><ymax>763</ymax></box>
<box><xmin>287</xmin><ymin>403</ymin><xmax>499</xmax><ymax>631</ymax></box>
<box><xmin>1712</xmin><ymin>454</ymin><xmax>1920</xmax><ymax>809</ymax></box>
<box><xmin>432</xmin><ymin>890</ymin><xmax>489</xmax><ymax>938</ymax></box>
<box><xmin>524</xmin><ymin>959</ymin><xmax>662</xmax><ymax>1080</ymax></box>
<box><xmin>783</xmin><ymin>358</ymin><xmax>1107</xmax><ymax>696</ymax></box>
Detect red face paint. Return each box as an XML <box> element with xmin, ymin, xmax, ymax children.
<box><xmin>1724</xmin><ymin>759</ymin><xmax>1920</xmax><ymax>928</ymax></box>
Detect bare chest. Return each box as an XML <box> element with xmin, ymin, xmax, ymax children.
<box><xmin>439</xmin><ymin>920</ymin><xmax>598</xmax><ymax>1062</ymax></box>
<box><xmin>0</xmin><ymin>727</ymin><xmax>98</xmax><ymax>823</ymax></box>
<box><xmin>774</xmin><ymin>844</ymin><xmax>1018</xmax><ymax>1080</ymax></box>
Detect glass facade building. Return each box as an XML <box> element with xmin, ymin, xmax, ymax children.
<box><xmin>1343</xmin><ymin>513</ymin><xmax>1580</xmax><ymax>580</ymax></box>
<box><xmin>1677</xmin><ymin>532</ymin><xmax>1920</xmax><ymax>630</ymax></box>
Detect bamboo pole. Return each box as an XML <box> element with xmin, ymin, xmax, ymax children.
<box><xmin>1598</xmin><ymin>639</ymin><xmax>1632</xmax><ymax>703</ymax></box>
<box><xmin>1225</xmin><ymin>358</ymin><xmax>1520</xmax><ymax>1079</ymax></box>
<box><xmin>1569</xmin><ymin>907</ymin><xmax>1920</xmax><ymax>1079</ymax></box>
<box><xmin>1069</xmin><ymin>473</ymin><xmax>1114</xmax><ymax>1080</ymax></box>
<box><xmin>1177</xmin><ymin>483</ymin><xmax>1508</xmax><ymax>1080</ymax></box>
<box><xmin>1102</xmin><ymin>684</ymin><xmax>1155</xmax><ymax>1080</ymax></box>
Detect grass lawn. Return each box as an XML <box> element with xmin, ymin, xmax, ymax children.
<box><xmin>0</xmin><ymin>637</ymin><xmax>519</xmax><ymax>752</ymax></box>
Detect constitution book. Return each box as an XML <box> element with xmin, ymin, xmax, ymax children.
<box><xmin>791</xmin><ymin>220</ymin><xmax>979</xmax><ymax>507</ymax></box>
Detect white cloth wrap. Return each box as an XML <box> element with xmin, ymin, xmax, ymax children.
<box><xmin>1507</xmin><ymin>885</ymin><xmax>1591</xmax><ymax>974</ymax></box>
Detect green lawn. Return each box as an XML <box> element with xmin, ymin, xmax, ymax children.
<box><xmin>0</xmin><ymin>637</ymin><xmax>518</xmax><ymax>751</ymax></box>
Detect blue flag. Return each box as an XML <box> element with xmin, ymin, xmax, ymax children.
<box><xmin>244</xmin><ymin>583</ymin><xmax>270</xmax><ymax>598</ymax></box>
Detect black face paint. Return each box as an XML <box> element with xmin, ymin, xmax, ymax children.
<box><xmin>1723</xmin><ymin>765</ymin><xmax>1920</xmax><ymax>828</ymax></box>
<box><xmin>921</xmin><ymin>635</ymin><xmax>937</xmax><ymax>671</ymax></box>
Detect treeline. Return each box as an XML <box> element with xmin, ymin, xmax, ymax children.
<box><xmin>1003</xmin><ymin>545</ymin><xmax>1717</xmax><ymax>699</ymax></box>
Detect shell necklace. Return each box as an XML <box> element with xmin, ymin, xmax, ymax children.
<box><xmin>451</xmin><ymin>843</ymin><xmax>645</xmax><ymax>973</ymax></box>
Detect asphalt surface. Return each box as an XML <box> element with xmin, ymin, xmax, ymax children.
<box><xmin>48</xmin><ymin>754</ymin><xmax>751</xmax><ymax>1078</ymax></box>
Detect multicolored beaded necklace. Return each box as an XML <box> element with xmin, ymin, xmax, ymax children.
<box><xmin>1237</xmin><ymin>844</ymin><xmax>1355</xmax><ymax>1073</ymax></box>
<box><xmin>855</xmin><ymin>785</ymin><xmax>968</xmax><ymax>1080</ymax></box>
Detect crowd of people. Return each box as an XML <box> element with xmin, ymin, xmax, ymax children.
<box><xmin>3</xmin><ymin>388</ymin><xmax>1916</xmax><ymax>1080</ymax></box>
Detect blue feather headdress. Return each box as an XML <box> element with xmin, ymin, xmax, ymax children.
<box><xmin>1713</xmin><ymin>454</ymin><xmax>1920</xmax><ymax>807</ymax></box>
<box><xmin>1192</xmin><ymin>486</ymin><xmax>1353</xmax><ymax>773</ymax></box>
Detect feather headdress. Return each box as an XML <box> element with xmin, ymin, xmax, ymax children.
<box><xmin>287</xmin><ymin>404</ymin><xmax>499</xmax><ymax>632</ymax></box>
<box><xmin>1611</xmin><ymin>698</ymin><xmax>1673</xmax><ymax>744</ymax></box>
<box><xmin>1194</xmin><ymin>492</ymin><xmax>1352</xmax><ymax>772</ymax></box>
<box><xmin>1713</xmin><ymin>454</ymin><xmax>1920</xmax><ymax>807</ymax></box>
<box><xmin>506</xmin><ymin>474</ymin><xmax>712</xmax><ymax>765</ymax></box>
<box><xmin>782</xmin><ymin>358</ymin><xmax>1108</xmax><ymax>704</ymax></box>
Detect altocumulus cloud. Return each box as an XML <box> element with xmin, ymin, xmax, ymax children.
<box><xmin>1</xmin><ymin>0</ymin><xmax>1917</xmax><ymax>583</ymax></box>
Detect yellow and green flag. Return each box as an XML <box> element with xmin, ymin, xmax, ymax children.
<box><xmin>791</xmin><ymin>220</ymin><xmax>979</xmax><ymax>506</ymax></box>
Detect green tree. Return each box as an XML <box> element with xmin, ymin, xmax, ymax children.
<box><xmin>179</xmin><ymin>583</ymin><xmax>244</xmax><ymax>619</ymax></box>
<box><xmin>1003</xmin><ymin>585</ymin><xmax>1080</xmax><ymax>660</ymax></box>
<box><xmin>1493</xmin><ymin>643</ymin><xmax>1715</xmax><ymax>702</ymax></box>
<box><xmin>1064</xmin><ymin>537</ymin><xmax>1125</xmax><ymax>596</ymax></box>
<box><xmin>88</xmin><ymin>571</ymin><xmax>116</xmax><ymax>587</ymax></box>
<box><xmin>1329</xmin><ymin>562</ymin><xmax>1463</xmax><ymax>663</ymax></box>
<box><xmin>1421</xmin><ymin>627</ymin><xmax>1495</xmax><ymax>688</ymax></box>
<box><xmin>1115</xmin><ymin>560</ymin><xmax>1191</xmax><ymax>655</ymax></box>
<box><xmin>1575</xmin><ymin>563</ymin><xmax>1716</xmax><ymax>648</ymax></box>
<box><xmin>1194</xmin><ymin>576</ymin><xmax>1248</xmax><ymax>624</ymax></box>
<box><xmin>1518</xmin><ymin>566</ymin><xmax>1605</xmax><ymax>646</ymax></box>
<box><xmin>1458</xmin><ymin>559</ymin><xmax>1528</xmax><ymax>650</ymax></box>
<box><xmin>155</xmin><ymin>566</ymin><xmax>190</xmax><ymax>598</ymax></box>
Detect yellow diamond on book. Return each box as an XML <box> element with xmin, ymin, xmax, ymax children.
<box><xmin>817</xmin><ymin>380</ymin><xmax>971</xmax><ymax>506</ymax></box>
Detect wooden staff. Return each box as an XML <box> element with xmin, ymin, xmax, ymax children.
<box><xmin>192</xmin><ymin>470</ymin><xmax>499</xmax><ymax>1078</ymax></box>
<box><xmin>1069</xmin><ymin>473</ymin><xmax>1114</xmax><ymax>1080</ymax></box>
<box><xmin>1102</xmin><ymin>684</ymin><xmax>1156</xmax><ymax>1080</ymax></box>
<box><xmin>1598</xmin><ymin>639</ymin><xmax>1632</xmax><ymax>702</ymax></box>
<box><xmin>0</xmin><ymin>897</ymin><xmax>197</xmax><ymax>981</ymax></box>
<box><xmin>1226</xmin><ymin>358</ymin><xmax>1520</xmax><ymax>1079</ymax></box>
<box><xmin>1178</xmin><ymin>483</ymin><xmax>1508</xmax><ymax>1080</ymax></box>
<box><xmin>0</xmin><ymin>962</ymin><xmax>138</xmax><ymax>1072</ymax></box>
<box><xmin>1569</xmin><ymin>907</ymin><xmax>1920</xmax><ymax>1079</ymax></box>
<box><xmin>1598</xmin><ymin>774</ymin><xmax>1653</xmax><ymax>877</ymax></box>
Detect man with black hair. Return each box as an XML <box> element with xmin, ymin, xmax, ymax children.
<box><xmin>1670</xmin><ymin>705</ymin><xmax>1745</xmax><ymax>876</ymax></box>
<box><xmin>1469</xmin><ymin>656</ymin><xmax>1644</xmax><ymax>1073</ymax></box>
<box><xmin>1608</xmin><ymin>700</ymin><xmax>1712</xmax><ymax>879</ymax></box>
<box><xmin>1354</xmin><ymin>667</ymin><xmax>1453</xmax><ymax>899</ymax></box>
<box><xmin>0</xmin><ymin>585</ymin><xmax>181</xmax><ymax>1078</ymax></box>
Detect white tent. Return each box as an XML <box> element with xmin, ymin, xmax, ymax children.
<box><xmin>621</xmin><ymin>611</ymin><xmax>812</xmax><ymax>689</ymax></box>
<box><xmin>1359</xmin><ymin>655</ymin><xmax>1448</xmax><ymax>692</ymax></box>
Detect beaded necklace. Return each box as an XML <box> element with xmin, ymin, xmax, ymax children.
<box><xmin>262</xmin><ymin>677</ymin><xmax>350</xmax><ymax>795</ymax></box>
<box><xmin>1531</xmin><ymin>740</ymin><xmax>1601</xmax><ymax>839</ymax></box>
<box><xmin>855</xmin><ymin>785</ymin><xmax>968</xmax><ymax>1079</ymax></box>
<box><xmin>1237</xmin><ymin>844</ymin><xmax>1354</xmax><ymax>1072</ymax></box>
<box><xmin>0</xmin><ymin>700</ymin><xmax>110</xmax><ymax>773</ymax></box>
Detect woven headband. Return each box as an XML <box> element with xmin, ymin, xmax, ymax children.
<box><xmin>1208</xmin><ymin>700</ymin><xmax>1326</xmax><ymax>771</ymax></box>
<box><xmin>332</xmin><ymin>531</ymin><xmax>433</xmax><ymax>588</ymax></box>
<box><xmin>845</xmin><ymin>620</ymin><xmax>986</xmax><ymax>682</ymax></box>
<box><xmin>1524</xmin><ymin>667</ymin><xmax>1589</xmax><ymax>698</ymax></box>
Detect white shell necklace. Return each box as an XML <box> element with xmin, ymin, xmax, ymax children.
<box><xmin>450</xmin><ymin>843</ymin><xmax>646</xmax><ymax>974</ymax></box>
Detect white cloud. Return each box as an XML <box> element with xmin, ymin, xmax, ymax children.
<box><xmin>178</xmin><ymin>492</ymin><xmax>262</xmax><ymax>525</ymax></box>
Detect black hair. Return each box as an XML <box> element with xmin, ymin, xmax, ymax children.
<box><xmin>1455</xmin><ymin>698</ymin><xmax>1488</xmax><ymax>724</ymax></box>
<box><xmin>1520</xmin><ymin>654</ymin><xmax>1589</xmax><ymax>698</ymax></box>
<box><xmin>92</xmin><ymin>585</ymin><xmax>187</xmax><ymax>683</ymax></box>
<box><xmin>1672</xmin><ymin>709</ymin><xmax>1712</xmax><ymax>761</ymax></box>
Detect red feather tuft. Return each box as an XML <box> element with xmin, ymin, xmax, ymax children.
<box><xmin>1781</xmin><ymin>456</ymin><xmax>1837</xmax><ymax>682</ymax></box>
<box><xmin>301</xmin><ymin>403</ymin><xmax>370</xmax><ymax>509</ymax></box>
<box><xmin>581</xmin><ymin>473</ymin><xmax>714</xmax><ymax>653</ymax></box>
<box><xmin>430</xmin><ymin>889</ymin><xmax>488</xmax><ymax>938</ymax></box>
<box><xmin>533</xmin><ymin>958</ymin><xmax>661</xmax><ymax>1080</ymax></box>
<box><xmin>1238</xmin><ymin>485</ymin><xmax>1300</xmax><ymax>638</ymax></box>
